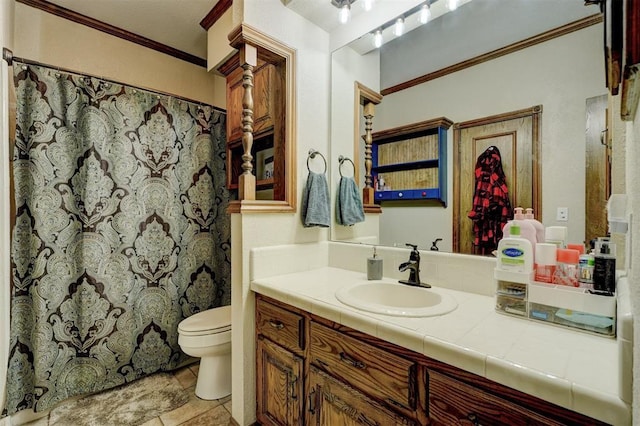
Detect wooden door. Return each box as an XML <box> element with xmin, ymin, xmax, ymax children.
<box><xmin>453</xmin><ymin>106</ymin><xmax>541</xmax><ymax>254</ymax></box>
<box><xmin>257</xmin><ymin>337</ymin><xmax>304</xmax><ymax>426</ymax></box>
<box><xmin>306</xmin><ymin>366</ymin><xmax>416</xmax><ymax>426</ymax></box>
<box><xmin>585</xmin><ymin>95</ymin><xmax>610</xmax><ymax>245</ymax></box>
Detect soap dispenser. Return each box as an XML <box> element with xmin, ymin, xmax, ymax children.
<box><xmin>367</xmin><ymin>246</ymin><xmax>383</xmax><ymax>280</ymax></box>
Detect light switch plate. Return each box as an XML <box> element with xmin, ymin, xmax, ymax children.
<box><xmin>557</xmin><ymin>207</ymin><xmax>568</xmax><ymax>221</ymax></box>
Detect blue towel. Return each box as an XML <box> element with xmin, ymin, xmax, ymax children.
<box><xmin>336</xmin><ymin>176</ymin><xmax>365</xmax><ymax>226</ymax></box>
<box><xmin>301</xmin><ymin>171</ymin><xmax>330</xmax><ymax>228</ymax></box>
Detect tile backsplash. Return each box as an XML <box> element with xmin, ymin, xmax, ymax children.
<box><xmin>251</xmin><ymin>241</ymin><xmax>497</xmax><ymax>297</ymax></box>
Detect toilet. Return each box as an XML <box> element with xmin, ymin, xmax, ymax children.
<box><xmin>178</xmin><ymin>305</ymin><xmax>231</xmax><ymax>400</ymax></box>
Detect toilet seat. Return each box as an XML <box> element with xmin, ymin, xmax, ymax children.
<box><xmin>178</xmin><ymin>305</ymin><xmax>231</xmax><ymax>336</ymax></box>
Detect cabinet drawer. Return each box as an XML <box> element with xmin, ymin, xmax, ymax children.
<box><xmin>309</xmin><ymin>321</ymin><xmax>417</xmax><ymax>412</ymax></box>
<box><xmin>428</xmin><ymin>370</ymin><xmax>562</xmax><ymax>426</ymax></box>
<box><xmin>256</xmin><ymin>298</ymin><xmax>304</xmax><ymax>353</ymax></box>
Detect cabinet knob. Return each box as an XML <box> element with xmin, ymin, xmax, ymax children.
<box><xmin>398</xmin><ymin>192</ymin><xmax>403</xmax><ymax>197</ymax></box>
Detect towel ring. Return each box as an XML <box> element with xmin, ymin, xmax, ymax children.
<box><xmin>338</xmin><ymin>155</ymin><xmax>355</xmax><ymax>177</ymax></box>
<box><xmin>307</xmin><ymin>149</ymin><xmax>327</xmax><ymax>174</ymax></box>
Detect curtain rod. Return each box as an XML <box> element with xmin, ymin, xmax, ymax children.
<box><xmin>2</xmin><ymin>47</ymin><xmax>225</xmax><ymax>113</ymax></box>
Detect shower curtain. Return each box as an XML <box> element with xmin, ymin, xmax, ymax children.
<box><xmin>5</xmin><ymin>63</ymin><xmax>231</xmax><ymax>415</ymax></box>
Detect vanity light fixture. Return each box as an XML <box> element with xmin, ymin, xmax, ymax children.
<box><xmin>394</xmin><ymin>17</ymin><xmax>405</xmax><ymax>36</ymax></box>
<box><xmin>362</xmin><ymin>0</ymin><xmax>374</xmax><ymax>12</ymax></box>
<box><xmin>419</xmin><ymin>2</ymin><xmax>431</xmax><ymax>24</ymax></box>
<box><xmin>338</xmin><ymin>0</ymin><xmax>351</xmax><ymax>24</ymax></box>
<box><xmin>373</xmin><ymin>29</ymin><xmax>383</xmax><ymax>48</ymax></box>
<box><xmin>367</xmin><ymin>0</ymin><xmax>468</xmax><ymax>50</ymax></box>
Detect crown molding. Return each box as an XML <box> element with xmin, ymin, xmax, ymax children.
<box><xmin>16</xmin><ymin>0</ymin><xmax>207</xmax><ymax>68</ymax></box>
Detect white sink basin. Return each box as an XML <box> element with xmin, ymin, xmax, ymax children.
<box><xmin>335</xmin><ymin>281</ymin><xmax>457</xmax><ymax>317</ymax></box>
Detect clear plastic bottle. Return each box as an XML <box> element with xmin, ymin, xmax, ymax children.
<box><xmin>578</xmin><ymin>252</ymin><xmax>595</xmax><ymax>289</ymax></box>
<box><xmin>552</xmin><ymin>248</ymin><xmax>580</xmax><ymax>287</ymax></box>
<box><xmin>534</xmin><ymin>243</ymin><xmax>557</xmax><ymax>283</ymax></box>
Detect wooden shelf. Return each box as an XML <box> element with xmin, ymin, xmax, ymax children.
<box><xmin>372</xmin><ymin>159</ymin><xmax>438</xmax><ymax>174</ymax></box>
<box><xmin>374</xmin><ymin>187</ymin><xmax>441</xmax><ymax>201</ymax></box>
<box><xmin>372</xmin><ymin>117</ymin><xmax>452</xmax><ymax>205</ymax></box>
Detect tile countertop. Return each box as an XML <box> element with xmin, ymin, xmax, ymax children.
<box><xmin>251</xmin><ymin>267</ymin><xmax>631</xmax><ymax>426</ymax></box>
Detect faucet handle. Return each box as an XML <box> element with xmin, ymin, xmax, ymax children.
<box><xmin>405</xmin><ymin>243</ymin><xmax>420</xmax><ymax>261</ymax></box>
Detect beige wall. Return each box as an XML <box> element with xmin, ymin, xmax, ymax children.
<box><xmin>13</xmin><ymin>3</ymin><xmax>225</xmax><ymax>108</ymax></box>
<box><xmin>207</xmin><ymin>8</ymin><xmax>235</xmax><ymax>73</ymax></box>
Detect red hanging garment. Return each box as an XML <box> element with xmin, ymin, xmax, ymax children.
<box><xmin>467</xmin><ymin>146</ymin><xmax>513</xmax><ymax>255</ymax></box>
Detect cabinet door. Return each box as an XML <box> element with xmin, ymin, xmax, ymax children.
<box><xmin>428</xmin><ymin>370</ymin><xmax>563</xmax><ymax>426</ymax></box>
<box><xmin>309</xmin><ymin>322</ymin><xmax>417</xmax><ymax>413</ymax></box>
<box><xmin>307</xmin><ymin>366</ymin><xmax>416</xmax><ymax>426</ymax></box>
<box><xmin>257</xmin><ymin>337</ymin><xmax>304</xmax><ymax>426</ymax></box>
<box><xmin>226</xmin><ymin>61</ymin><xmax>276</xmax><ymax>143</ymax></box>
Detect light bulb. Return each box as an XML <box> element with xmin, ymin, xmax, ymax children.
<box><xmin>363</xmin><ymin>0</ymin><xmax>374</xmax><ymax>12</ymax></box>
<box><xmin>339</xmin><ymin>2</ymin><xmax>350</xmax><ymax>24</ymax></box>
<box><xmin>394</xmin><ymin>18</ymin><xmax>404</xmax><ymax>37</ymax></box>
<box><xmin>419</xmin><ymin>3</ymin><xmax>431</xmax><ymax>24</ymax></box>
<box><xmin>373</xmin><ymin>29</ymin><xmax>383</xmax><ymax>48</ymax></box>
<box><xmin>448</xmin><ymin>0</ymin><xmax>458</xmax><ymax>11</ymax></box>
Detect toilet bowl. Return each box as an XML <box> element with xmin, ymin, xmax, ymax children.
<box><xmin>178</xmin><ymin>305</ymin><xmax>231</xmax><ymax>400</ymax></box>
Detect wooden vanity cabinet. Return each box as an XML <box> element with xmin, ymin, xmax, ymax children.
<box><xmin>309</xmin><ymin>321</ymin><xmax>422</xmax><ymax>421</ymax></box>
<box><xmin>255</xmin><ymin>294</ymin><xmax>608</xmax><ymax>426</ymax></box>
<box><xmin>428</xmin><ymin>370</ymin><xmax>563</xmax><ymax>426</ymax></box>
<box><xmin>257</xmin><ymin>338</ymin><xmax>304</xmax><ymax>426</ymax></box>
<box><xmin>308</xmin><ymin>366</ymin><xmax>416</xmax><ymax>426</ymax></box>
<box><xmin>256</xmin><ymin>298</ymin><xmax>306</xmax><ymax>426</ymax></box>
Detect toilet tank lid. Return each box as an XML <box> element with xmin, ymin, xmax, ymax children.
<box><xmin>179</xmin><ymin>305</ymin><xmax>231</xmax><ymax>333</ymax></box>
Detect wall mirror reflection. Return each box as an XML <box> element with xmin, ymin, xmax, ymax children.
<box><xmin>329</xmin><ymin>0</ymin><xmax>615</xmax><ymax>255</ymax></box>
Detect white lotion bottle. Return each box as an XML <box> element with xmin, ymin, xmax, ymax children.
<box><xmin>497</xmin><ymin>224</ymin><xmax>533</xmax><ymax>273</ymax></box>
<box><xmin>503</xmin><ymin>207</ymin><xmax>538</xmax><ymax>252</ymax></box>
<box><xmin>524</xmin><ymin>207</ymin><xmax>545</xmax><ymax>244</ymax></box>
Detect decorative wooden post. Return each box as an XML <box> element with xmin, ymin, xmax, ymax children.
<box><xmin>362</xmin><ymin>101</ymin><xmax>375</xmax><ymax>205</ymax></box>
<box><xmin>239</xmin><ymin>44</ymin><xmax>257</xmax><ymax>201</ymax></box>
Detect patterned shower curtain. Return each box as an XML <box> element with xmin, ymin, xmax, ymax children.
<box><xmin>5</xmin><ymin>63</ymin><xmax>231</xmax><ymax>415</ymax></box>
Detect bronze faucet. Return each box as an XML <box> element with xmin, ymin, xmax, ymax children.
<box><xmin>398</xmin><ymin>243</ymin><xmax>431</xmax><ymax>288</ymax></box>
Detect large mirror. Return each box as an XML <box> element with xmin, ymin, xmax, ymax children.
<box><xmin>329</xmin><ymin>0</ymin><xmax>612</xmax><ymax>254</ymax></box>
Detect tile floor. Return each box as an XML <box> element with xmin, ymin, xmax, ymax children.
<box><xmin>23</xmin><ymin>364</ymin><xmax>234</xmax><ymax>426</ymax></box>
